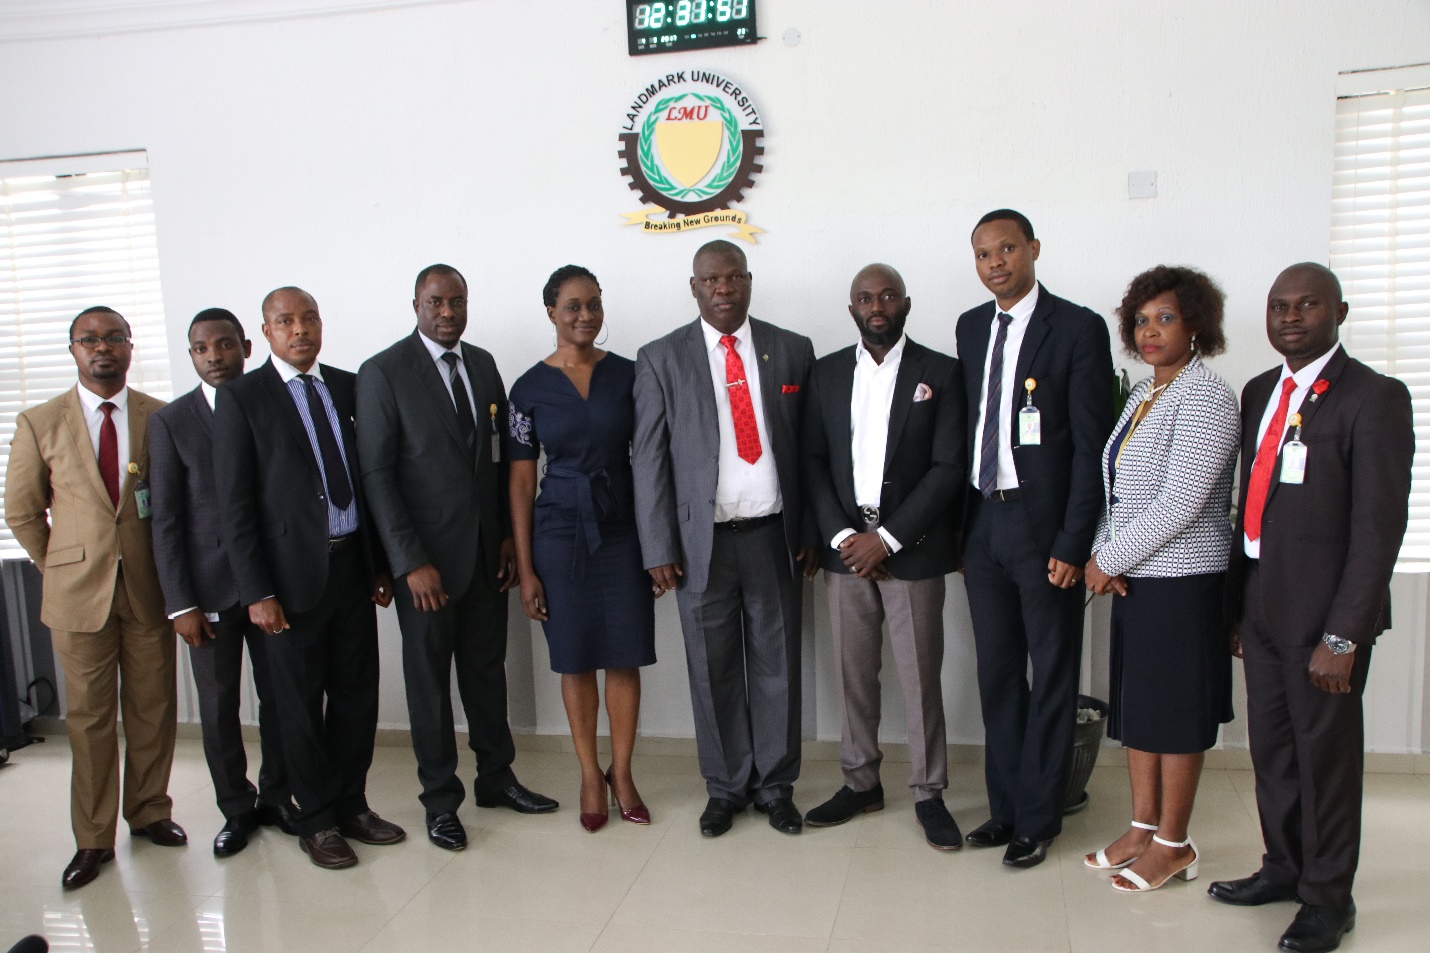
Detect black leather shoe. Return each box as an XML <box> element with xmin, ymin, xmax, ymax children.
<box><xmin>805</xmin><ymin>785</ymin><xmax>884</xmax><ymax>827</ymax></box>
<box><xmin>699</xmin><ymin>797</ymin><xmax>744</xmax><ymax>837</ymax></box>
<box><xmin>965</xmin><ymin>819</ymin><xmax>1013</xmax><ymax>849</ymax></box>
<box><xmin>426</xmin><ymin>812</ymin><xmax>467</xmax><ymax>851</ymax></box>
<box><xmin>1003</xmin><ymin>835</ymin><xmax>1053</xmax><ymax>868</ymax></box>
<box><xmin>61</xmin><ymin>848</ymin><xmax>114</xmax><ymax>889</ymax></box>
<box><xmin>755</xmin><ymin>797</ymin><xmax>803</xmax><ymax>835</ymax></box>
<box><xmin>475</xmin><ymin>780</ymin><xmax>559</xmax><ymax>814</ymax></box>
<box><xmin>914</xmin><ymin>798</ymin><xmax>963</xmax><ymax>850</ymax></box>
<box><xmin>255</xmin><ymin>801</ymin><xmax>299</xmax><ymax>836</ymax></box>
<box><xmin>1279</xmin><ymin>902</ymin><xmax>1355</xmax><ymax>953</ymax></box>
<box><xmin>1208</xmin><ymin>873</ymin><xmax>1302</xmax><ymax>906</ymax></box>
<box><xmin>130</xmin><ymin>819</ymin><xmax>188</xmax><ymax>846</ymax></box>
<box><xmin>213</xmin><ymin>814</ymin><xmax>260</xmax><ymax>857</ymax></box>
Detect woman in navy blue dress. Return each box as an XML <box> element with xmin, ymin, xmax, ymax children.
<box><xmin>507</xmin><ymin>265</ymin><xmax>658</xmax><ymax>833</ymax></box>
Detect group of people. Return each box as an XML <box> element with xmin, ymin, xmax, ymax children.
<box><xmin>3</xmin><ymin>207</ymin><xmax>1412</xmax><ymax>953</ymax></box>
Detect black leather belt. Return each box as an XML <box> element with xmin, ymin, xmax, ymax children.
<box><xmin>714</xmin><ymin>512</ymin><xmax>782</xmax><ymax>532</ymax></box>
<box><xmin>859</xmin><ymin>505</ymin><xmax>880</xmax><ymax>526</ymax></box>
<box><xmin>984</xmin><ymin>488</ymin><xmax>1022</xmax><ymax>502</ymax></box>
<box><xmin>328</xmin><ymin>534</ymin><xmax>359</xmax><ymax>553</ymax></box>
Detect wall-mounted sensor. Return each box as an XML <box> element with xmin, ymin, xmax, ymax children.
<box><xmin>1128</xmin><ymin>171</ymin><xmax>1158</xmax><ymax>199</ymax></box>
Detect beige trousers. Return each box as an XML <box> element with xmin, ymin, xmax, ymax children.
<box><xmin>826</xmin><ymin>572</ymin><xmax>948</xmax><ymax>800</ymax></box>
<box><xmin>50</xmin><ymin>567</ymin><xmax>177</xmax><ymax>848</ymax></box>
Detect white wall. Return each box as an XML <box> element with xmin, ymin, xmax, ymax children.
<box><xmin>4</xmin><ymin>0</ymin><xmax>1428</xmax><ymax>751</ymax></box>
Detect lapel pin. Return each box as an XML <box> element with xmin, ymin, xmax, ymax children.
<box><xmin>762</xmin><ymin>354</ymin><xmax>769</xmax><ymax>362</ymax></box>
<box><xmin>1308</xmin><ymin>379</ymin><xmax>1330</xmax><ymax>403</ymax></box>
<box><xmin>127</xmin><ymin>462</ymin><xmax>139</xmax><ymax>474</ymax></box>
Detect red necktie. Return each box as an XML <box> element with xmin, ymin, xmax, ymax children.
<box><xmin>98</xmin><ymin>401</ymin><xmax>120</xmax><ymax>509</ymax></box>
<box><xmin>1244</xmin><ymin>377</ymin><xmax>1298</xmax><ymax>542</ymax></box>
<box><xmin>720</xmin><ymin>334</ymin><xmax>762</xmax><ymax>465</ymax></box>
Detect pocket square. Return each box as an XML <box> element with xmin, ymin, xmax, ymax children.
<box><xmin>913</xmin><ymin>383</ymin><xmax>933</xmax><ymax>402</ymax></box>
<box><xmin>781</xmin><ymin>384</ymin><xmax>800</xmax><ymax>394</ymax></box>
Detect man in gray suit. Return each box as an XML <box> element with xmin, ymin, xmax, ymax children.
<box><xmin>356</xmin><ymin>264</ymin><xmax>556</xmax><ymax>852</ymax></box>
<box><xmin>633</xmin><ymin>240</ymin><xmax>817</xmax><ymax>837</ymax></box>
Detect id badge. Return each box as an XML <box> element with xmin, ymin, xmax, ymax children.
<box><xmin>134</xmin><ymin>480</ymin><xmax>152</xmax><ymax>519</ymax></box>
<box><xmin>491</xmin><ymin>433</ymin><xmax>501</xmax><ymax>463</ymax></box>
<box><xmin>1280</xmin><ymin>441</ymin><xmax>1307</xmax><ymax>484</ymax></box>
<box><xmin>1019</xmin><ymin>406</ymin><xmax>1042</xmax><ymax>446</ymax></box>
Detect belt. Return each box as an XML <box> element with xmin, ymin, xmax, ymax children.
<box><xmin>858</xmin><ymin>505</ymin><xmax>880</xmax><ymax>527</ymax></box>
<box><xmin>983</xmin><ymin>488</ymin><xmax>1022</xmax><ymax>502</ymax></box>
<box><xmin>543</xmin><ymin>465</ymin><xmax>623</xmax><ymax>583</ymax></box>
<box><xmin>714</xmin><ymin>512</ymin><xmax>782</xmax><ymax>532</ymax></box>
<box><xmin>328</xmin><ymin>534</ymin><xmax>359</xmax><ymax>553</ymax></box>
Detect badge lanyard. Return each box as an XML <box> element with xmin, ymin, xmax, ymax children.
<box><xmin>1018</xmin><ymin>378</ymin><xmax>1041</xmax><ymax>445</ymax></box>
<box><xmin>1280</xmin><ymin>412</ymin><xmax>1307</xmax><ymax>484</ymax></box>
<box><xmin>489</xmin><ymin>403</ymin><xmax>501</xmax><ymax>463</ymax></box>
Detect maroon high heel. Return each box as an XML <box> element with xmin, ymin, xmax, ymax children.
<box><xmin>605</xmin><ymin>767</ymin><xmax>651</xmax><ymax>825</ymax></box>
<box><xmin>579</xmin><ymin>775</ymin><xmax>609</xmax><ymax>833</ymax></box>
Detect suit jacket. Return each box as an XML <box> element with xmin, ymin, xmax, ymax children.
<box><xmin>4</xmin><ymin>386</ymin><xmax>167</xmax><ymax>632</ymax></box>
<box><xmin>955</xmin><ymin>284</ymin><xmax>1115</xmax><ymax>565</ymax></box>
<box><xmin>212</xmin><ymin>359</ymin><xmax>383</xmax><ymax>614</ymax></box>
<box><xmin>356</xmin><ymin>331</ymin><xmax>510</xmax><ymax>600</ymax></box>
<box><xmin>149</xmin><ymin>387</ymin><xmax>240</xmax><ymax>616</ymax></box>
<box><xmin>633</xmin><ymin>316</ymin><xmax>816</xmax><ymax>594</ymax></box>
<box><xmin>1225</xmin><ymin>347</ymin><xmax>1413</xmax><ymax>646</ymax></box>
<box><xmin>803</xmin><ymin>338</ymin><xmax>967</xmax><ymax>579</ymax></box>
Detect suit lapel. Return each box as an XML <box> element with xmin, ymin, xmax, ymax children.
<box><xmin>187</xmin><ymin>387</ymin><xmax>213</xmax><ymax>437</ymax></box>
<box><xmin>257</xmin><ymin>360</ymin><xmax>321</xmax><ymax>476</ymax></box>
<box><xmin>749</xmin><ymin>318</ymin><xmax>779</xmax><ymax>433</ymax></box>
<box><xmin>462</xmin><ymin>342</ymin><xmax>494</xmax><ymax>448</ymax></box>
<box><xmin>1011</xmin><ymin>287</ymin><xmax>1053</xmax><ymax>432</ymax></box>
<box><xmin>682</xmin><ymin>320</ymin><xmax>719</xmax><ymax>436</ymax></box>
<box><xmin>410</xmin><ymin>332</ymin><xmax>467</xmax><ymax>453</ymax></box>
<box><xmin>123</xmin><ymin>395</ymin><xmax>149</xmax><ymax>512</ymax></box>
<box><xmin>883</xmin><ymin>341</ymin><xmax>922</xmax><ymax>471</ymax></box>
<box><xmin>831</xmin><ymin>347</ymin><xmax>858</xmax><ymax>500</ymax></box>
<box><xmin>61</xmin><ymin>389</ymin><xmax>115</xmax><ymax>511</ymax></box>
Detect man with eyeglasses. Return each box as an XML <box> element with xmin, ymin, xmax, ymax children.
<box><xmin>5</xmin><ymin>306</ymin><xmax>185</xmax><ymax>890</ymax></box>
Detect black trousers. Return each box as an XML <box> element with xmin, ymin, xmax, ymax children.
<box><xmin>961</xmin><ymin>496</ymin><xmax>1084</xmax><ymax>841</ymax></box>
<box><xmin>1241</xmin><ymin>562</ymin><xmax>1371</xmax><ymax>908</ymax></box>
<box><xmin>395</xmin><ymin>561</ymin><xmax>516</xmax><ymax>816</ymax></box>
<box><xmin>189</xmin><ymin>604</ymin><xmax>289</xmax><ymax>819</ymax></box>
<box><xmin>264</xmin><ymin>545</ymin><xmax>379</xmax><ymax>837</ymax></box>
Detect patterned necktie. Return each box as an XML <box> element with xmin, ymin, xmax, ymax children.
<box><xmin>978</xmin><ymin>313</ymin><xmax>1014</xmax><ymax>497</ymax></box>
<box><xmin>298</xmin><ymin>374</ymin><xmax>354</xmax><ymax>511</ymax></box>
<box><xmin>98</xmin><ymin>401</ymin><xmax>119</xmax><ymax>508</ymax></box>
<box><xmin>441</xmin><ymin>352</ymin><xmax>478</xmax><ymax>457</ymax></box>
<box><xmin>1244</xmin><ymin>377</ymin><xmax>1299</xmax><ymax>541</ymax></box>
<box><xmin>720</xmin><ymin>334</ymin><xmax>762</xmax><ymax>464</ymax></box>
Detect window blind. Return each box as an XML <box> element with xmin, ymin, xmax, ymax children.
<box><xmin>1331</xmin><ymin>74</ymin><xmax>1430</xmax><ymax>562</ymax></box>
<box><xmin>0</xmin><ymin>156</ymin><xmax>172</xmax><ymax>559</ymax></box>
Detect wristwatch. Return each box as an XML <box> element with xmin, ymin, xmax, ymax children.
<box><xmin>1322</xmin><ymin>634</ymin><xmax>1356</xmax><ymax>655</ymax></box>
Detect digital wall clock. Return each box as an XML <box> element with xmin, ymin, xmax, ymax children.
<box><xmin>626</xmin><ymin>0</ymin><xmax>758</xmax><ymax>56</ymax></box>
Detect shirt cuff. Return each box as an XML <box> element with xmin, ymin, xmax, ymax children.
<box><xmin>877</xmin><ymin>527</ymin><xmax>903</xmax><ymax>554</ymax></box>
<box><xmin>830</xmin><ymin>528</ymin><xmax>857</xmax><ymax>550</ymax></box>
<box><xmin>167</xmin><ymin>606</ymin><xmax>197</xmax><ymax>620</ymax></box>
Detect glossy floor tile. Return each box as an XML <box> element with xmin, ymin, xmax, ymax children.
<box><xmin>1</xmin><ymin>736</ymin><xmax>1428</xmax><ymax>952</ymax></box>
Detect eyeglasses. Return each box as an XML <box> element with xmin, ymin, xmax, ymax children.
<box><xmin>71</xmin><ymin>335</ymin><xmax>132</xmax><ymax>348</ymax></box>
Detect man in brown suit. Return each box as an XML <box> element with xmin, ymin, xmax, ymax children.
<box><xmin>4</xmin><ymin>306</ymin><xmax>187</xmax><ymax>890</ymax></box>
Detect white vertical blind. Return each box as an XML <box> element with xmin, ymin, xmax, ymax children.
<box><xmin>0</xmin><ymin>156</ymin><xmax>173</xmax><ymax>558</ymax></box>
<box><xmin>1331</xmin><ymin>78</ymin><xmax>1430</xmax><ymax>561</ymax></box>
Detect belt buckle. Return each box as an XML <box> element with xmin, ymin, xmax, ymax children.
<box><xmin>859</xmin><ymin>505</ymin><xmax>880</xmax><ymax>526</ymax></box>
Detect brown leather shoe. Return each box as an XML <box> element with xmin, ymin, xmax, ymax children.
<box><xmin>337</xmin><ymin>810</ymin><xmax>406</xmax><ymax>845</ymax></box>
<box><xmin>62</xmin><ymin>848</ymin><xmax>115</xmax><ymax>889</ymax></box>
<box><xmin>299</xmin><ymin>829</ymin><xmax>358</xmax><ymax>869</ymax></box>
<box><xmin>130</xmin><ymin>819</ymin><xmax>188</xmax><ymax>846</ymax></box>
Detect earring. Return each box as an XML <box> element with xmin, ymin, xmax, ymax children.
<box><xmin>596</xmin><ymin>320</ymin><xmax>610</xmax><ymax>347</ymax></box>
<box><xmin>1190</xmin><ymin>335</ymin><xmax>1197</xmax><ymax>350</ymax></box>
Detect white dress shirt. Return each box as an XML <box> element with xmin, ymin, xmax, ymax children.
<box><xmin>417</xmin><ymin>329</ymin><xmax>479</xmax><ymax>421</ymax></box>
<box><xmin>970</xmin><ymin>282</ymin><xmax>1040</xmax><ymax>491</ymax></box>
<box><xmin>75</xmin><ymin>382</ymin><xmax>130</xmax><ymax>478</ymax></box>
<box><xmin>830</xmin><ymin>336</ymin><xmax>905</xmax><ymax>553</ymax></box>
<box><xmin>1243</xmin><ymin>343</ymin><xmax>1342</xmax><ymax>559</ymax></box>
<box><xmin>200</xmin><ymin>381</ymin><xmax>218</xmax><ymax>411</ymax></box>
<box><xmin>272</xmin><ymin>356</ymin><xmax>359</xmax><ymax>538</ymax></box>
<box><xmin>700</xmin><ymin>317</ymin><xmax>782</xmax><ymax>521</ymax></box>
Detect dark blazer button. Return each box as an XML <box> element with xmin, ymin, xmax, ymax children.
<box><xmin>708</xmin><ymin>499</ymin><xmax>715</xmax><ymax>505</ymax></box>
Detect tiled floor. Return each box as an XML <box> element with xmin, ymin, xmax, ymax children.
<box><xmin>2</xmin><ymin>737</ymin><xmax>1428</xmax><ymax>952</ymax></box>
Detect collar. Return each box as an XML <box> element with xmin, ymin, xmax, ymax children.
<box><xmin>1276</xmin><ymin>342</ymin><xmax>1341</xmax><ymax>390</ymax></box>
<box><xmin>417</xmin><ymin>329</ymin><xmax>461</xmax><ymax>363</ymax></box>
<box><xmin>995</xmin><ymin>282</ymin><xmax>1040</xmax><ymax>323</ymax></box>
<box><xmin>700</xmin><ymin>316</ymin><xmax>752</xmax><ymax>355</ymax></box>
<box><xmin>200</xmin><ymin>382</ymin><xmax>218</xmax><ymax>410</ymax></box>
<box><xmin>856</xmin><ymin>334</ymin><xmax>907</xmax><ymax>368</ymax></box>
<box><xmin>76</xmin><ymin>382</ymin><xmax>129</xmax><ymax>413</ymax></box>
<box><xmin>273</xmin><ymin>356</ymin><xmax>323</xmax><ymax>383</ymax></box>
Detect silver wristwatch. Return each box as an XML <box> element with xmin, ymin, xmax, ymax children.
<box><xmin>1322</xmin><ymin>634</ymin><xmax>1355</xmax><ymax>655</ymax></box>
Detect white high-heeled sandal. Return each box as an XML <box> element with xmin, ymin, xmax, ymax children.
<box><xmin>1084</xmin><ymin>820</ymin><xmax>1158</xmax><ymax>870</ymax></box>
<box><xmin>1111</xmin><ymin>834</ymin><xmax>1199</xmax><ymax>892</ymax></box>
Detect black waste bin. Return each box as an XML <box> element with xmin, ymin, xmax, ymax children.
<box><xmin>1063</xmin><ymin>694</ymin><xmax>1109</xmax><ymax>814</ymax></box>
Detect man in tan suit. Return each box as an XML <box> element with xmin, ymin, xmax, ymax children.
<box><xmin>4</xmin><ymin>305</ymin><xmax>186</xmax><ymax>890</ymax></box>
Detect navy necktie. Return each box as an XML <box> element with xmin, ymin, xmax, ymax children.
<box><xmin>441</xmin><ymin>352</ymin><xmax>478</xmax><ymax>458</ymax></box>
<box><xmin>979</xmin><ymin>313</ymin><xmax>1014</xmax><ymax>497</ymax></box>
<box><xmin>298</xmin><ymin>374</ymin><xmax>353</xmax><ymax>510</ymax></box>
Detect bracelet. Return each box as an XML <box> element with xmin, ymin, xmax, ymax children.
<box><xmin>878</xmin><ymin>534</ymin><xmax>892</xmax><ymax>557</ymax></box>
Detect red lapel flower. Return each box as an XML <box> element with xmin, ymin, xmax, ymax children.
<box><xmin>1309</xmin><ymin>378</ymin><xmax>1330</xmax><ymax>402</ymax></box>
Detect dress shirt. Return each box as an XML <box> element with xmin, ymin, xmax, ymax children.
<box><xmin>272</xmin><ymin>356</ymin><xmax>359</xmax><ymax>538</ymax></box>
<box><xmin>1243</xmin><ymin>343</ymin><xmax>1341</xmax><ymax>559</ymax></box>
<box><xmin>417</xmin><ymin>329</ymin><xmax>479</xmax><ymax>421</ymax></box>
<box><xmin>829</xmin><ymin>336</ymin><xmax>904</xmax><ymax>554</ymax></box>
<box><xmin>75</xmin><ymin>382</ymin><xmax>130</xmax><ymax>478</ymax></box>
<box><xmin>200</xmin><ymin>381</ymin><xmax>218</xmax><ymax>411</ymax></box>
<box><xmin>970</xmin><ymin>282</ymin><xmax>1040</xmax><ymax>491</ymax></box>
<box><xmin>699</xmin><ymin>317</ymin><xmax>782</xmax><ymax>521</ymax></box>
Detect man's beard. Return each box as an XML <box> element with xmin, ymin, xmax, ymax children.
<box><xmin>860</xmin><ymin>304</ymin><xmax>909</xmax><ymax>347</ymax></box>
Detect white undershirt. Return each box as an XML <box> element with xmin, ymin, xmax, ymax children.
<box><xmin>970</xmin><ymin>282</ymin><xmax>1039</xmax><ymax>491</ymax></box>
<box><xmin>417</xmin><ymin>330</ymin><xmax>479</xmax><ymax>422</ymax></box>
<box><xmin>700</xmin><ymin>317</ymin><xmax>782</xmax><ymax>521</ymax></box>
<box><xmin>830</xmin><ymin>336</ymin><xmax>904</xmax><ymax>553</ymax></box>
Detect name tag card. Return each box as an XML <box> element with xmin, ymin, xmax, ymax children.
<box><xmin>135</xmin><ymin>481</ymin><xmax>152</xmax><ymax>520</ymax></box>
<box><xmin>1019</xmin><ymin>406</ymin><xmax>1041</xmax><ymax>446</ymax></box>
<box><xmin>1280</xmin><ymin>441</ymin><xmax>1307</xmax><ymax>484</ymax></box>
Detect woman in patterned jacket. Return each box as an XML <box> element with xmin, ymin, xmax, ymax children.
<box><xmin>1081</xmin><ymin>266</ymin><xmax>1240</xmax><ymax>893</ymax></box>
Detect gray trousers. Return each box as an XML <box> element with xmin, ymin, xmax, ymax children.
<box><xmin>676</xmin><ymin>519</ymin><xmax>802</xmax><ymax>806</ymax></box>
<box><xmin>826</xmin><ymin>572</ymin><xmax>948</xmax><ymax>801</ymax></box>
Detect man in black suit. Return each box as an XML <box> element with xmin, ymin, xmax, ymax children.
<box><xmin>150</xmin><ymin>309</ymin><xmax>293</xmax><ymax>856</ymax></box>
<box><xmin>1209</xmin><ymin>264</ymin><xmax>1413</xmax><ymax>953</ymax></box>
<box><xmin>356</xmin><ymin>264</ymin><xmax>556</xmax><ymax>852</ymax></box>
<box><xmin>802</xmin><ymin>265</ymin><xmax>967</xmax><ymax>850</ymax></box>
<box><xmin>213</xmin><ymin>286</ymin><xmax>404</xmax><ymax>870</ymax></box>
<box><xmin>955</xmin><ymin>209</ymin><xmax>1114</xmax><ymax>869</ymax></box>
